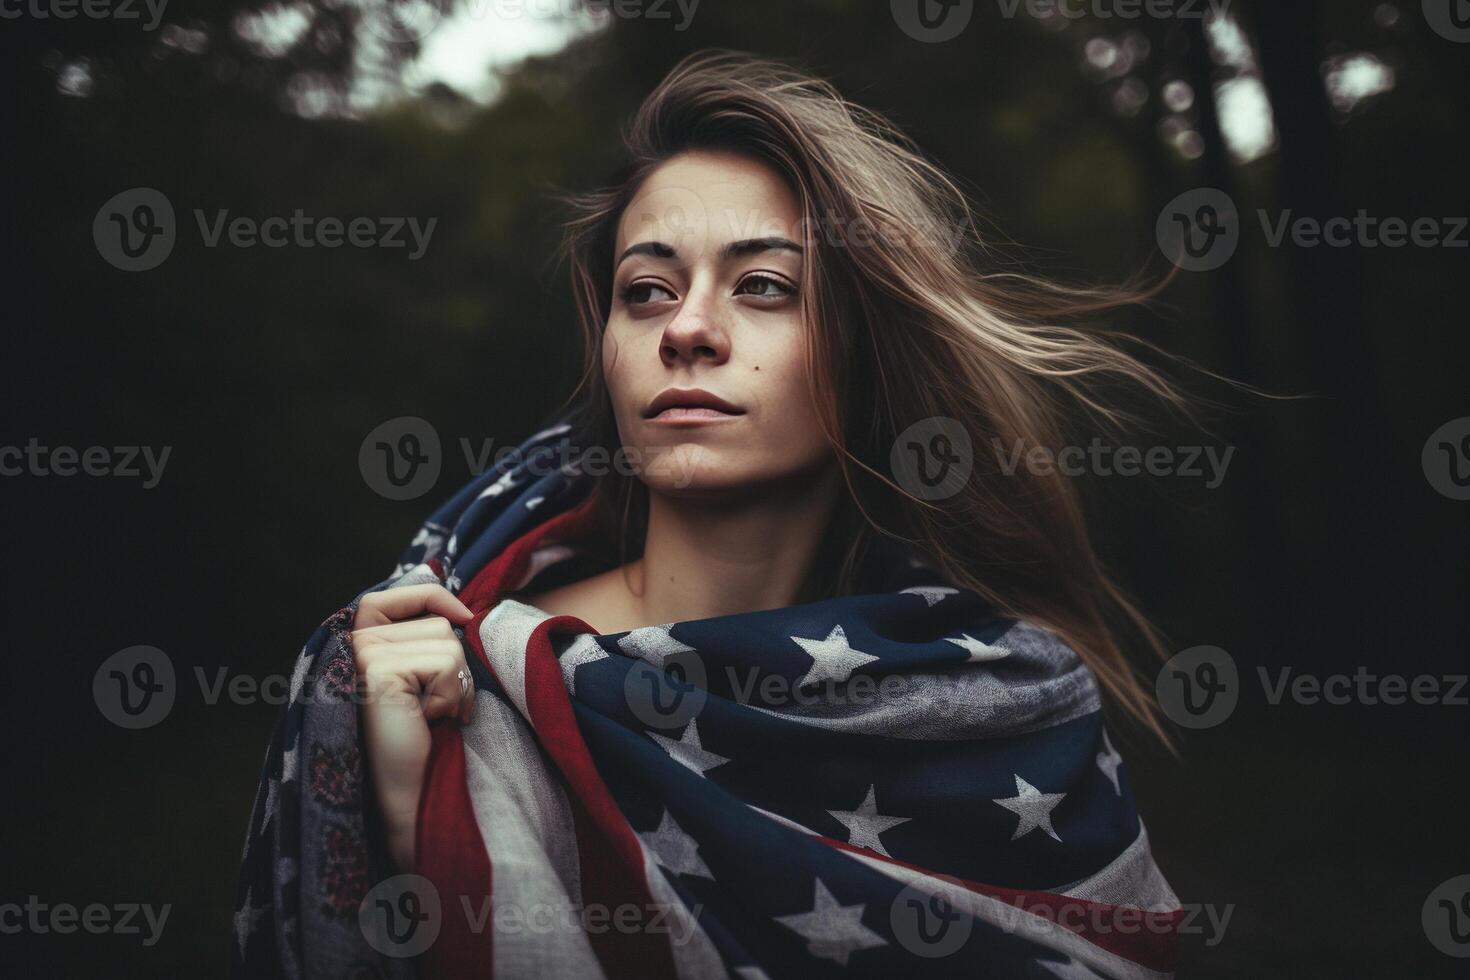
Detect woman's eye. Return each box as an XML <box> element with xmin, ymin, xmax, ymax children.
<box><xmin>623</xmin><ymin>281</ymin><xmax>676</xmax><ymax>305</ymax></box>
<box><xmin>734</xmin><ymin>274</ymin><xmax>797</xmax><ymax>299</ymax></box>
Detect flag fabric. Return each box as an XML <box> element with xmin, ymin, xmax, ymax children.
<box><xmin>233</xmin><ymin>419</ymin><xmax>1181</xmax><ymax>979</ymax></box>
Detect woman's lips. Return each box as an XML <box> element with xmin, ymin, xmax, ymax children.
<box><xmin>647</xmin><ymin>406</ymin><xmax>744</xmax><ymax>423</ymax></box>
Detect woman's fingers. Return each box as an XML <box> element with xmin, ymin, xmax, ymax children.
<box><xmin>351</xmin><ymin>615</ymin><xmax>458</xmax><ymax>644</ymax></box>
<box><xmin>354</xmin><ymin>584</ymin><xmax>473</xmax><ymax>629</ymax></box>
<box><xmin>353</xmin><ymin>640</ymin><xmax>468</xmax><ymax>719</ymax></box>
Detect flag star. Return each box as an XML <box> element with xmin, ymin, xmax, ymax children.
<box><xmin>524</xmin><ymin>496</ymin><xmax>545</xmax><ymax>511</ymax></box>
<box><xmin>648</xmin><ymin>720</ymin><xmax>730</xmax><ymax>775</ymax></box>
<box><xmin>1096</xmin><ymin>729</ymin><xmax>1123</xmax><ymax>795</ymax></box>
<box><xmin>733</xmin><ymin>969</ymin><xmax>773</xmax><ymax>980</ymax></box>
<box><xmin>559</xmin><ymin>634</ymin><xmax>610</xmax><ymax>695</ymax></box>
<box><xmin>233</xmin><ymin>887</ymin><xmax>266</xmax><ymax>956</ymax></box>
<box><xmin>945</xmin><ymin>632</ymin><xmax>1010</xmax><ymax>663</ymax></box>
<box><xmin>790</xmin><ymin>624</ymin><xmax>879</xmax><ymax>689</ymax></box>
<box><xmin>618</xmin><ymin>625</ymin><xmax>695</xmax><ymax>668</ymax></box>
<box><xmin>640</xmin><ymin>810</ymin><xmax>713</xmax><ymax>880</ymax></box>
<box><xmin>826</xmin><ymin>785</ymin><xmax>912</xmax><ymax>858</ymax></box>
<box><xmin>900</xmin><ymin>585</ymin><xmax>958</xmax><ymax>607</ymax></box>
<box><xmin>281</xmin><ymin>739</ymin><xmax>299</xmax><ymax>782</ymax></box>
<box><xmin>774</xmin><ymin>877</ymin><xmax>887</xmax><ymax>967</ymax></box>
<box><xmin>409</xmin><ymin>528</ymin><xmax>441</xmax><ymax>549</ymax></box>
<box><xmin>477</xmin><ymin>472</ymin><xmax>517</xmax><ymax>500</ymax></box>
<box><xmin>992</xmin><ymin>774</ymin><xmax>1066</xmax><ymax>843</ymax></box>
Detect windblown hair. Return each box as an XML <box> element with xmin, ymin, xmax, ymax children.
<box><xmin>558</xmin><ymin>50</ymin><xmax>1189</xmax><ymax>740</ymax></box>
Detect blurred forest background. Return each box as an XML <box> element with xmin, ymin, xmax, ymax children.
<box><xmin>2</xmin><ymin>0</ymin><xmax>1468</xmax><ymax>976</ymax></box>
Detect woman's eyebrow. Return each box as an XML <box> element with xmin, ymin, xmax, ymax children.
<box><xmin>615</xmin><ymin>236</ymin><xmax>803</xmax><ymax>271</ymax></box>
<box><xmin>615</xmin><ymin>240</ymin><xmax>678</xmax><ymax>268</ymax></box>
<box><xmin>723</xmin><ymin>237</ymin><xmax>802</xmax><ymax>259</ymax></box>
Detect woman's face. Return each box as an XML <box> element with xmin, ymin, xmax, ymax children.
<box><xmin>603</xmin><ymin>150</ymin><xmax>833</xmax><ymax>496</ymax></box>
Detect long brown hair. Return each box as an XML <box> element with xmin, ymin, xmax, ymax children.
<box><xmin>557</xmin><ymin>50</ymin><xmax>1189</xmax><ymax>741</ymax></box>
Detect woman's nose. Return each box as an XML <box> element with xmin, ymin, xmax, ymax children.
<box><xmin>659</xmin><ymin>292</ymin><xmax>731</xmax><ymax>366</ymax></box>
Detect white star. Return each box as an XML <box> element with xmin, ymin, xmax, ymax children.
<box><xmin>1096</xmin><ymin>729</ymin><xmax>1123</xmax><ymax>795</ymax></box>
<box><xmin>790</xmin><ymin>624</ymin><xmax>879</xmax><ymax>689</ymax></box>
<box><xmin>233</xmin><ymin>886</ymin><xmax>266</xmax><ymax>956</ymax></box>
<box><xmin>639</xmin><ymin>810</ymin><xmax>713</xmax><ymax>880</ymax></box>
<box><xmin>559</xmin><ymin>634</ymin><xmax>610</xmax><ymax>695</ymax></box>
<box><xmin>899</xmin><ymin>585</ymin><xmax>958</xmax><ymax>607</ymax></box>
<box><xmin>826</xmin><ymin>785</ymin><xmax>912</xmax><ymax>858</ymax></box>
<box><xmin>618</xmin><ymin>625</ymin><xmax>695</xmax><ymax>668</ymax></box>
<box><xmin>281</xmin><ymin>739</ymin><xmax>299</xmax><ymax>782</ymax></box>
<box><xmin>648</xmin><ymin>720</ymin><xmax>730</xmax><ymax>775</ymax></box>
<box><xmin>524</xmin><ymin>496</ymin><xmax>545</xmax><ymax>511</ymax></box>
<box><xmin>992</xmin><ymin>774</ymin><xmax>1066</xmax><ymax>843</ymax></box>
<box><xmin>945</xmin><ymin>633</ymin><xmax>1010</xmax><ymax>663</ymax></box>
<box><xmin>409</xmin><ymin>528</ymin><xmax>441</xmax><ymax>549</ymax></box>
<box><xmin>733</xmin><ymin>969</ymin><xmax>773</xmax><ymax>980</ymax></box>
<box><xmin>774</xmin><ymin>878</ymin><xmax>887</xmax><ymax>967</ymax></box>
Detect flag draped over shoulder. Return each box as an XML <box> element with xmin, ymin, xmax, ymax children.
<box><xmin>233</xmin><ymin>420</ymin><xmax>1182</xmax><ymax>979</ymax></box>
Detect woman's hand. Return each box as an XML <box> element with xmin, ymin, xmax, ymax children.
<box><xmin>351</xmin><ymin>583</ymin><xmax>476</xmax><ymax>873</ymax></box>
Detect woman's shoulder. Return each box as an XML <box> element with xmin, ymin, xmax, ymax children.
<box><xmin>515</xmin><ymin>565</ymin><xmax>637</xmax><ymax>634</ymax></box>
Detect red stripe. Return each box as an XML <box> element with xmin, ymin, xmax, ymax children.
<box><xmin>417</xmin><ymin>724</ymin><xmax>493</xmax><ymax>979</ymax></box>
<box><xmin>422</xmin><ymin>494</ymin><xmax>678</xmax><ymax>980</ymax></box>
<box><xmin>521</xmin><ymin>615</ymin><xmax>681</xmax><ymax>980</ymax></box>
<box><xmin>418</xmin><ymin>497</ymin><xmax>601</xmax><ymax>978</ymax></box>
<box><xmin>817</xmin><ymin>835</ymin><xmax>1180</xmax><ymax>972</ymax></box>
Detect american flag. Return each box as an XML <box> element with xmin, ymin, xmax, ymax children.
<box><xmin>235</xmin><ymin>421</ymin><xmax>1181</xmax><ymax>979</ymax></box>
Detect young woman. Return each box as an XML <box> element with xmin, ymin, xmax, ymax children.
<box><xmin>235</xmin><ymin>51</ymin><xmax>1185</xmax><ymax>979</ymax></box>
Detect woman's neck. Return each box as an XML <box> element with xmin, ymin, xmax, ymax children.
<box><xmin>621</xmin><ymin>463</ymin><xmax>842</xmax><ymax>626</ymax></box>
